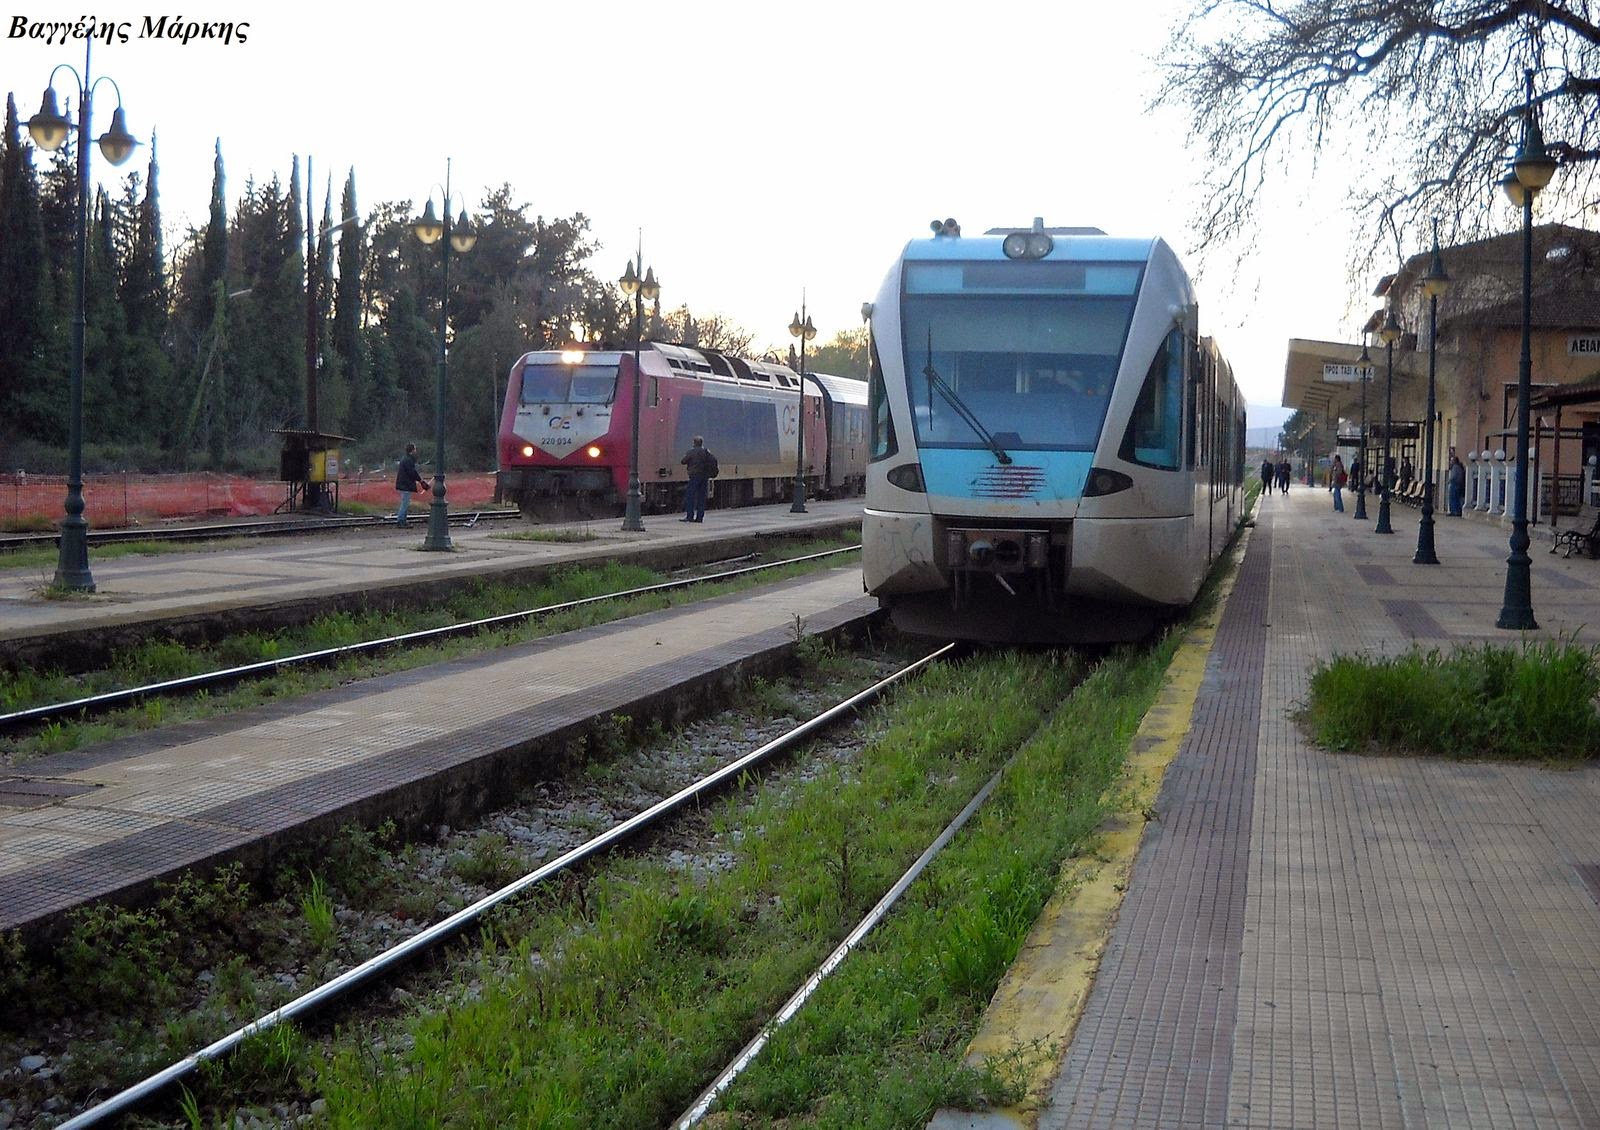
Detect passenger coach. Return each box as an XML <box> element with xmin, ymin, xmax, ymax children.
<box><xmin>862</xmin><ymin>219</ymin><xmax>1245</xmax><ymax>643</ymax></box>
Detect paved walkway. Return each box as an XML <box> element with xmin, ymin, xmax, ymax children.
<box><xmin>0</xmin><ymin>500</ymin><xmax>863</xmax><ymax>645</ymax></box>
<box><xmin>966</xmin><ymin>486</ymin><xmax>1600</xmax><ymax>1129</ymax></box>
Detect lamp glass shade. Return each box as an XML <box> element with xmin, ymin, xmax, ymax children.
<box><xmin>1500</xmin><ymin>170</ymin><xmax>1527</xmax><ymax>207</ymax></box>
<box><xmin>27</xmin><ymin>88</ymin><xmax>70</xmax><ymax>151</ymax></box>
<box><xmin>640</xmin><ymin>267</ymin><xmax>659</xmax><ymax>301</ymax></box>
<box><xmin>789</xmin><ymin>313</ymin><xmax>803</xmax><ymax>338</ymax></box>
<box><xmin>618</xmin><ymin>259</ymin><xmax>639</xmax><ymax>296</ymax></box>
<box><xmin>1421</xmin><ymin>253</ymin><xmax>1450</xmax><ymax>298</ymax></box>
<box><xmin>96</xmin><ymin>106</ymin><xmax>137</xmax><ymax>165</ymax></box>
<box><xmin>449</xmin><ymin>211</ymin><xmax>477</xmax><ymax>253</ymax></box>
<box><xmin>1378</xmin><ymin>311</ymin><xmax>1402</xmax><ymax>345</ymax></box>
<box><xmin>1514</xmin><ymin>150</ymin><xmax>1557</xmax><ymax>191</ymax></box>
<box><xmin>413</xmin><ymin>200</ymin><xmax>444</xmax><ymax>245</ymax></box>
<box><xmin>803</xmin><ymin>316</ymin><xmax>817</xmax><ymax>341</ymax></box>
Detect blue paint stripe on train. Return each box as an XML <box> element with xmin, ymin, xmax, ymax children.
<box><xmin>920</xmin><ymin>450</ymin><xmax>1094</xmax><ymax>502</ymax></box>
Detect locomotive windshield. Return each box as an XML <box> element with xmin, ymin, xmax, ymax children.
<box><xmin>900</xmin><ymin>261</ymin><xmax>1141</xmax><ymax>451</ymax></box>
<box><xmin>519</xmin><ymin>362</ymin><xmax>619</xmax><ymax>405</ymax></box>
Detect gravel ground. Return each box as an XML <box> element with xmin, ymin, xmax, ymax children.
<box><xmin>0</xmin><ymin>646</ymin><xmax>912</xmax><ymax>1129</ymax></box>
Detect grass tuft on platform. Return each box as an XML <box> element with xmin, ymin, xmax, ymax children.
<box><xmin>1301</xmin><ymin>640</ymin><xmax>1600</xmax><ymax>760</ymax></box>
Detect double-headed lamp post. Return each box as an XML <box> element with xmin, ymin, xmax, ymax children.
<box><xmin>1496</xmin><ymin>67</ymin><xmax>1558</xmax><ymax>631</ymax></box>
<box><xmin>618</xmin><ymin>249</ymin><xmax>660</xmax><ymax>533</ymax></box>
<box><xmin>1374</xmin><ymin>305</ymin><xmax>1403</xmax><ymax>534</ymax></box>
<box><xmin>1354</xmin><ymin>338</ymin><xmax>1372</xmax><ymax>520</ymax></box>
<box><xmin>788</xmin><ymin>302</ymin><xmax>817</xmax><ymax>513</ymax></box>
<box><xmin>411</xmin><ymin>161</ymin><xmax>477</xmax><ymax>551</ymax></box>
<box><xmin>1414</xmin><ymin>225</ymin><xmax>1451</xmax><ymax>565</ymax></box>
<box><xmin>27</xmin><ymin>39</ymin><xmax>139</xmax><ymax>592</ymax></box>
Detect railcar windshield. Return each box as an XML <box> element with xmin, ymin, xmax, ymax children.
<box><xmin>518</xmin><ymin>362</ymin><xmax>619</xmax><ymax>405</ymax></box>
<box><xmin>900</xmin><ymin>260</ymin><xmax>1142</xmax><ymax>451</ymax></box>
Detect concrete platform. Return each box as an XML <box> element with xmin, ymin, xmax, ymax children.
<box><xmin>954</xmin><ymin>485</ymin><xmax>1600</xmax><ymax>1129</ymax></box>
<box><xmin>0</xmin><ymin>499</ymin><xmax>864</xmax><ymax>671</ymax></box>
<box><xmin>0</xmin><ymin>564</ymin><xmax>875</xmax><ymax>939</ymax></box>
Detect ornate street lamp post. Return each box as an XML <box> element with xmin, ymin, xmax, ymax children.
<box><xmin>1497</xmin><ymin>68</ymin><xmax>1558</xmax><ymax>630</ymax></box>
<box><xmin>1354</xmin><ymin>338</ymin><xmax>1371</xmax><ymax>521</ymax></box>
<box><xmin>27</xmin><ymin>38</ymin><xmax>139</xmax><ymax>592</ymax></box>
<box><xmin>411</xmin><ymin>160</ymin><xmax>477</xmax><ymax>551</ymax></box>
<box><xmin>788</xmin><ymin>300</ymin><xmax>817</xmax><ymax>513</ymax></box>
<box><xmin>617</xmin><ymin>246</ymin><xmax>659</xmax><ymax>533</ymax></box>
<box><xmin>1414</xmin><ymin>225</ymin><xmax>1451</xmax><ymax>564</ymax></box>
<box><xmin>1374</xmin><ymin>306</ymin><xmax>1402</xmax><ymax>534</ymax></box>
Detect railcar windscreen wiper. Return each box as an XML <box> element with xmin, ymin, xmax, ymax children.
<box><xmin>923</xmin><ymin>330</ymin><xmax>1012</xmax><ymax>465</ymax></box>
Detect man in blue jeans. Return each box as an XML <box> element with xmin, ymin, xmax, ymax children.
<box><xmin>394</xmin><ymin>443</ymin><xmax>426</xmax><ymax>527</ymax></box>
<box><xmin>680</xmin><ymin>436</ymin><xmax>717</xmax><ymax>522</ymax></box>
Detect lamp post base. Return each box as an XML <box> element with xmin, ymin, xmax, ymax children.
<box><xmin>1353</xmin><ymin>489</ymin><xmax>1368</xmax><ymax>520</ymax></box>
<box><xmin>789</xmin><ymin>478</ymin><xmax>807</xmax><ymax>514</ymax></box>
<box><xmin>422</xmin><ymin>494</ymin><xmax>452</xmax><ymax>551</ymax></box>
<box><xmin>53</xmin><ymin>514</ymin><xmax>95</xmax><ymax>592</ymax></box>
<box><xmin>1495</xmin><ymin>527</ymin><xmax>1538</xmax><ymax>630</ymax></box>
<box><xmin>1375</xmin><ymin>495</ymin><xmax>1394</xmax><ymax>534</ymax></box>
<box><xmin>1413</xmin><ymin>496</ymin><xmax>1439</xmax><ymax>564</ymax></box>
<box><xmin>622</xmin><ymin>476</ymin><xmax>645</xmax><ymax>532</ymax></box>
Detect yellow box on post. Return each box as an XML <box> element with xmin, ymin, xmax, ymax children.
<box><xmin>310</xmin><ymin>449</ymin><xmax>340</xmax><ymax>483</ymax></box>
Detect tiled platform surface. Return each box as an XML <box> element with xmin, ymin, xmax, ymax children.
<box><xmin>0</xmin><ymin>563</ymin><xmax>874</xmax><ymax>936</ymax></box>
<box><xmin>1039</xmin><ymin>488</ymin><xmax>1600</xmax><ymax>1129</ymax></box>
<box><xmin>0</xmin><ymin>499</ymin><xmax>864</xmax><ymax>644</ymax></box>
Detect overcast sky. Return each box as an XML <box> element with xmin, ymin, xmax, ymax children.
<box><xmin>4</xmin><ymin>0</ymin><xmax>1362</xmax><ymax>432</ymax></box>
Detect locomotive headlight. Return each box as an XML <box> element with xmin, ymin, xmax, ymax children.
<box><xmin>586</xmin><ymin>445</ymin><xmax>603</xmax><ymax>459</ymax></box>
<box><xmin>560</xmin><ymin>350</ymin><xmax>585</xmax><ymax>365</ymax></box>
<box><xmin>520</xmin><ymin>444</ymin><xmax>535</xmax><ymax>458</ymax></box>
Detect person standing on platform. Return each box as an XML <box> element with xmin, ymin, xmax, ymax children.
<box><xmin>680</xmin><ymin>436</ymin><xmax>718</xmax><ymax>523</ymax></box>
<box><xmin>394</xmin><ymin>443</ymin><xmax>426</xmax><ymax>528</ymax></box>
<box><xmin>1261</xmin><ymin>458</ymin><xmax>1275</xmax><ymax>496</ymax></box>
<box><xmin>1447</xmin><ymin>452</ymin><xmax>1466</xmax><ymax>516</ymax></box>
<box><xmin>1331</xmin><ymin>454</ymin><xmax>1347</xmax><ymax>512</ymax></box>
<box><xmin>1276</xmin><ymin>458</ymin><xmax>1291</xmax><ymax>493</ymax></box>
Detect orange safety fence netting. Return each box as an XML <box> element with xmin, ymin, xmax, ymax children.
<box><xmin>0</xmin><ymin>471</ymin><xmax>500</xmax><ymax>529</ymax></box>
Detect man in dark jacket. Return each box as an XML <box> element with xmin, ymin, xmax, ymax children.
<box><xmin>395</xmin><ymin>443</ymin><xmax>426</xmax><ymax>527</ymax></box>
<box><xmin>680</xmin><ymin>436</ymin><xmax>717</xmax><ymax>522</ymax></box>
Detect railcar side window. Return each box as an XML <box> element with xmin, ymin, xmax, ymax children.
<box><xmin>868</xmin><ymin>334</ymin><xmax>897</xmax><ymax>460</ymax></box>
<box><xmin>1119</xmin><ymin>327</ymin><xmax>1184</xmax><ymax>470</ymax></box>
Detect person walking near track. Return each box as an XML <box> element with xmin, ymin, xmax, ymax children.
<box><xmin>680</xmin><ymin>436</ymin><xmax>717</xmax><ymax>523</ymax></box>
<box><xmin>1330</xmin><ymin>453</ymin><xmax>1347</xmax><ymax>512</ymax></box>
<box><xmin>394</xmin><ymin>443</ymin><xmax>426</xmax><ymax>527</ymax></box>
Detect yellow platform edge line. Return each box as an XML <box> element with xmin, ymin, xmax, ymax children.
<box><xmin>951</xmin><ymin>522</ymin><xmax>1253</xmax><ymax>1127</ymax></box>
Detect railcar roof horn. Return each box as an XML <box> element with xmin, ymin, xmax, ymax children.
<box><xmin>930</xmin><ymin>217</ymin><xmax>961</xmax><ymax>237</ymax></box>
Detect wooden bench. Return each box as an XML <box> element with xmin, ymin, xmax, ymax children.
<box><xmin>1551</xmin><ymin>504</ymin><xmax>1600</xmax><ymax>558</ymax></box>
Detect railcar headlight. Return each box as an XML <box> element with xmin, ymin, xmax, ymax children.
<box><xmin>560</xmin><ymin>350</ymin><xmax>585</xmax><ymax>364</ymax></box>
<box><xmin>586</xmin><ymin>445</ymin><xmax>603</xmax><ymax>459</ymax></box>
<box><xmin>886</xmin><ymin>463</ymin><xmax>926</xmax><ymax>492</ymax></box>
<box><xmin>520</xmin><ymin>444</ymin><xmax>535</xmax><ymax>458</ymax></box>
<box><xmin>1003</xmin><ymin>230</ymin><xmax>1054</xmax><ymax>259</ymax></box>
<box><xmin>1083</xmin><ymin>467</ymin><xmax>1134</xmax><ymax>497</ymax></box>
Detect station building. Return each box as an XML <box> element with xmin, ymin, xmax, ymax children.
<box><xmin>1283</xmin><ymin>222</ymin><xmax>1600</xmax><ymax>519</ymax></box>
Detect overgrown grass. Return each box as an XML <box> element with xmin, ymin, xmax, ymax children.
<box><xmin>0</xmin><ymin>536</ymin><xmax>859</xmax><ymax>764</ymax></box>
<box><xmin>497</xmin><ymin>527</ymin><xmax>601</xmax><ymax>543</ymax></box>
<box><xmin>301</xmin><ymin>636</ymin><xmax>1179</xmax><ymax>1128</ymax></box>
<box><xmin>1300</xmin><ymin>640</ymin><xmax>1600</xmax><ymax>760</ymax></box>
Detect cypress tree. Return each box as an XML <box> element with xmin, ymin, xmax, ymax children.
<box><xmin>333</xmin><ymin>169</ymin><xmax>366</xmax><ymax>434</ymax></box>
<box><xmin>0</xmin><ymin>93</ymin><xmax>50</xmax><ymax>434</ymax></box>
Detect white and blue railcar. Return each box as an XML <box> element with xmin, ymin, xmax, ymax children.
<box><xmin>862</xmin><ymin>219</ymin><xmax>1245</xmax><ymax>643</ymax></box>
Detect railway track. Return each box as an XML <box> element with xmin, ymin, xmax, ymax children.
<box><xmin>0</xmin><ymin>546</ymin><xmax>862</xmax><ymax>734</ymax></box>
<box><xmin>54</xmin><ymin>644</ymin><xmax>956</xmax><ymax>1129</ymax></box>
<box><xmin>0</xmin><ymin>508</ymin><xmax>523</xmax><ymax>553</ymax></box>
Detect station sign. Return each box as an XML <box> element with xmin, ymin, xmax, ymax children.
<box><xmin>1568</xmin><ymin>335</ymin><xmax>1600</xmax><ymax>356</ymax></box>
<box><xmin>1323</xmin><ymin>363</ymin><xmax>1374</xmax><ymax>382</ymax></box>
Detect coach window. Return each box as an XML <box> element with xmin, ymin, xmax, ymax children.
<box><xmin>650</xmin><ymin>375</ymin><xmax>659</xmax><ymax>407</ymax></box>
<box><xmin>868</xmin><ymin>334</ymin><xmax>897</xmax><ymax>460</ymax></box>
<box><xmin>1119</xmin><ymin>326</ymin><xmax>1183</xmax><ymax>470</ymax></box>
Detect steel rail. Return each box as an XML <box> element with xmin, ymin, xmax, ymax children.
<box><xmin>57</xmin><ymin>643</ymin><xmax>953</xmax><ymax>1129</ymax></box>
<box><xmin>675</xmin><ymin>757</ymin><xmax>1005</xmax><ymax>1128</ymax></box>
<box><xmin>0</xmin><ymin>545</ymin><xmax>862</xmax><ymax>733</ymax></box>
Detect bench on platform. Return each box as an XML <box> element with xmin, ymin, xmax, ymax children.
<box><xmin>1551</xmin><ymin>504</ymin><xmax>1600</xmax><ymax>559</ymax></box>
